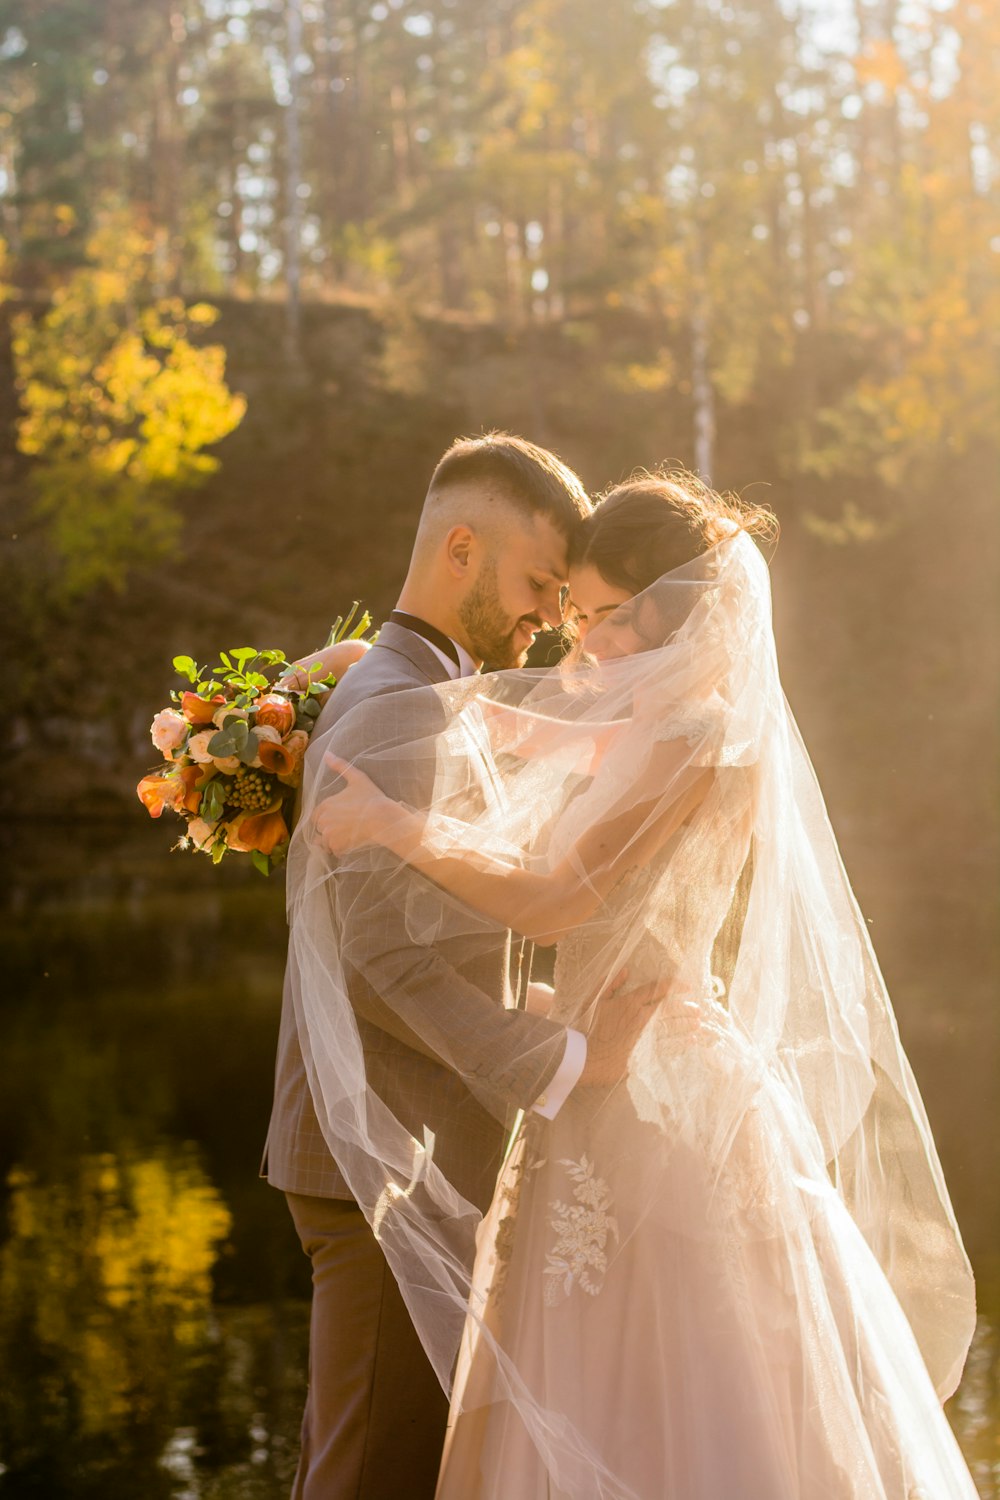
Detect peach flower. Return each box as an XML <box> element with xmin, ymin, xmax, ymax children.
<box><xmin>255</xmin><ymin>694</ymin><xmax>295</xmax><ymax>736</ymax></box>
<box><xmin>178</xmin><ymin>763</ymin><xmax>212</xmax><ymax>814</ymax></box>
<box><xmin>137</xmin><ymin>770</ymin><xmax>184</xmax><ymax>818</ymax></box>
<box><xmin>258</xmin><ymin>737</ymin><xmax>296</xmax><ymax>777</ymax></box>
<box><xmin>186</xmin><ymin>816</ymin><xmax>217</xmax><ymax>850</ymax></box>
<box><xmin>233</xmin><ymin>800</ymin><xmax>289</xmax><ymax>856</ymax></box>
<box><xmin>150</xmin><ymin>708</ymin><xmax>188</xmax><ymax>758</ymax></box>
<box><xmin>277</xmin><ymin>729</ymin><xmax>309</xmax><ymax>786</ymax></box>
<box><xmin>181</xmin><ymin>691</ymin><xmax>226</xmax><ymax>725</ymax></box>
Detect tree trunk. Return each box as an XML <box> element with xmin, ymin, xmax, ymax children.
<box><xmin>284</xmin><ymin>0</ymin><xmax>305</xmax><ymax>366</ymax></box>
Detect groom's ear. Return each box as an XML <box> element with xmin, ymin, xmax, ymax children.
<box><xmin>443</xmin><ymin>524</ymin><xmax>476</xmax><ymax>579</ymax></box>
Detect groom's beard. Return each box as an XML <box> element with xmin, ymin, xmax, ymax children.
<box><xmin>459</xmin><ymin>560</ymin><xmax>543</xmax><ymax>670</ymax></box>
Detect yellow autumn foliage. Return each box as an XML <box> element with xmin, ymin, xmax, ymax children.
<box><xmin>0</xmin><ymin>1149</ymin><xmax>232</xmax><ymax>1437</ymax></box>
<box><xmin>13</xmin><ymin>213</ymin><xmax>246</xmax><ymax>596</ymax></box>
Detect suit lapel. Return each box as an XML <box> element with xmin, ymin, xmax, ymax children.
<box><xmin>371</xmin><ymin>621</ymin><xmax>454</xmax><ymax>686</ymax></box>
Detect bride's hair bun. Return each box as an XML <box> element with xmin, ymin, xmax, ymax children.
<box><xmin>571</xmin><ymin>467</ymin><xmax>776</xmax><ymax>592</ymax></box>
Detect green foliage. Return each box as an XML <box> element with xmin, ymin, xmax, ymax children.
<box><xmin>324</xmin><ymin>602</ymin><xmax>376</xmax><ymax>649</ymax></box>
<box><xmin>0</xmin><ymin>0</ymin><xmax>996</xmax><ymax>526</ymax></box>
<box><xmin>12</xmin><ymin>214</ymin><xmax>246</xmax><ymax>597</ymax></box>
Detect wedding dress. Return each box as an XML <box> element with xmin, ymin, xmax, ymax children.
<box><xmin>437</xmin><ymin>785</ymin><xmax>978</xmax><ymax>1499</ymax></box>
<box><xmin>286</xmin><ymin>532</ymin><xmax>977</xmax><ymax>1500</ymax></box>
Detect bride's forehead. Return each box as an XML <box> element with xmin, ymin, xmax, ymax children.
<box><xmin>566</xmin><ymin>562</ymin><xmax>634</xmax><ymax>613</ymax></box>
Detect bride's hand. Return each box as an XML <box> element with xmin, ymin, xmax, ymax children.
<box><xmin>580</xmin><ymin>968</ymin><xmax>701</xmax><ymax>1087</ymax></box>
<box><xmin>313</xmin><ymin>751</ymin><xmax>392</xmax><ymax>854</ymax></box>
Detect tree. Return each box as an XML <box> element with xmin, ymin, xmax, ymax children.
<box><xmin>12</xmin><ymin>211</ymin><xmax>246</xmax><ymax>595</ymax></box>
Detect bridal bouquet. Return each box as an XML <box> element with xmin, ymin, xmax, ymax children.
<box><xmin>137</xmin><ymin>606</ymin><xmax>374</xmax><ymax>875</ymax></box>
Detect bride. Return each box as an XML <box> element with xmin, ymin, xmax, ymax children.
<box><xmin>293</xmin><ymin>471</ymin><xmax>977</xmax><ymax>1500</ymax></box>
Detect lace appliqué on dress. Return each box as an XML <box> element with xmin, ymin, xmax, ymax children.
<box><xmin>543</xmin><ymin>1155</ymin><xmax>618</xmax><ymax>1305</ymax></box>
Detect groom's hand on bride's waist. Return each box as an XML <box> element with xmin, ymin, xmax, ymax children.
<box><xmin>578</xmin><ymin>968</ymin><xmax>701</xmax><ymax>1088</ymax></box>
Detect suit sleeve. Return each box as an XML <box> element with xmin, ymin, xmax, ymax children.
<box><xmin>326</xmin><ymin>688</ymin><xmax>570</xmax><ymax>1119</ymax></box>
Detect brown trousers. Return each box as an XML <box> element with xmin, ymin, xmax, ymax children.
<box><xmin>286</xmin><ymin>1193</ymin><xmax>450</xmax><ymax>1500</ymax></box>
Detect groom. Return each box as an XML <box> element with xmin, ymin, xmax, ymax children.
<box><xmin>264</xmin><ymin>433</ymin><xmax>635</xmax><ymax>1499</ymax></box>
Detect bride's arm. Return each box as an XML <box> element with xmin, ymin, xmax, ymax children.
<box><xmin>315</xmin><ymin>751</ymin><xmax>713</xmax><ymax>944</ymax></box>
<box><xmin>277</xmin><ymin>639</ymin><xmax>371</xmax><ymax>697</ymax></box>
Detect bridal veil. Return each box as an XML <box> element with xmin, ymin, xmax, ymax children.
<box><xmin>285</xmin><ymin>531</ymin><xmax>974</xmax><ymax>1496</ymax></box>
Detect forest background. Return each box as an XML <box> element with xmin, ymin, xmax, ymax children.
<box><xmin>0</xmin><ymin>0</ymin><xmax>995</xmax><ymax>1482</ymax></box>
<box><xmin>2</xmin><ymin>0</ymin><xmax>997</xmax><ymax>1024</ymax></box>
<box><xmin>2</xmin><ymin>0</ymin><xmax>999</xmax><ymax>1219</ymax></box>
<box><xmin>0</xmin><ymin>0</ymin><xmax>998</xmax><ymax>1489</ymax></box>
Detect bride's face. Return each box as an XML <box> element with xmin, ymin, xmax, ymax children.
<box><xmin>567</xmin><ymin>564</ymin><xmax>644</xmax><ymax>659</ymax></box>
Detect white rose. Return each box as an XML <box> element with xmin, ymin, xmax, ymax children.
<box><xmin>187</xmin><ymin>730</ymin><xmax>217</xmax><ymax>764</ymax></box>
<box><xmin>213</xmin><ymin>703</ymin><xmax>249</xmax><ymax>729</ymax></box>
<box><xmin>211</xmin><ymin>754</ymin><xmax>242</xmax><ymax>773</ymax></box>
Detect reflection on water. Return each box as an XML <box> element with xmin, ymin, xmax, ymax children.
<box><xmin>0</xmin><ymin>1148</ymin><xmax>231</xmax><ymax>1491</ymax></box>
<box><xmin>954</xmin><ymin>1306</ymin><xmax>1000</xmax><ymax>1498</ymax></box>
<box><xmin>0</xmin><ymin>826</ymin><xmax>997</xmax><ymax>1496</ymax></box>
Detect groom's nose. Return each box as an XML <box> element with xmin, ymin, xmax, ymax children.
<box><xmin>536</xmin><ymin>591</ymin><xmax>564</xmax><ymax>629</ymax></box>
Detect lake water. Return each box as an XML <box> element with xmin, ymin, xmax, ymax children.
<box><xmin>1</xmin><ymin>822</ymin><xmax>997</xmax><ymax>1497</ymax></box>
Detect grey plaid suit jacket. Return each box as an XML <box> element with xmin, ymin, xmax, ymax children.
<box><xmin>262</xmin><ymin>622</ymin><xmax>568</xmax><ymax>1213</ymax></box>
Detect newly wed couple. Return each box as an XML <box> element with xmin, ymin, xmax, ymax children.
<box><xmin>263</xmin><ymin>434</ymin><xmax>977</xmax><ymax>1500</ymax></box>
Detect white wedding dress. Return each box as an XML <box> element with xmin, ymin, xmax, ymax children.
<box><xmin>437</xmin><ymin>797</ymin><xmax>978</xmax><ymax>1500</ymax></box>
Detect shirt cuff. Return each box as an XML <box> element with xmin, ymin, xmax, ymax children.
<box><xmin>532</xmin><ymin>1029</ymin><xmax>586</xmax><ymax>1120</ymax></box>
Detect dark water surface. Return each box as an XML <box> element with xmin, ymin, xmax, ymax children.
<box><xmin>1</xmin><ymin>824</ymin><xmax>997</xmax><ymax>1498</ymax></box>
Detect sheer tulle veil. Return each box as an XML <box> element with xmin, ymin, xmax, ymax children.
<box><xmin>285</xmin><ymin>530</ymin><xmax>974</xmax><ymax>1493</ymax></box>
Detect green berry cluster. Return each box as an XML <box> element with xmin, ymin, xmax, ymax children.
<box><xmin>225</xmin><ymin>767</ymin><xmax>275</xmax><ymax>813</ymax></box>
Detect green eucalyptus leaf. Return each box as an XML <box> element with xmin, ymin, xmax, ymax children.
<box><xmin>207</xmin><ymin>728</ymin><xmax>237</xmax><ymax>757</ymax></box>
<box><xmin>238</xmin><ymin>729</ymin><xmax>259</xmax><ymax>764</ymax></box>
<box><xmin>251</xmin><ymin>849</ymin><xmax>270</xmax><ymax>877</ymax></box>
<box><xmin>211</xmin><ymin>840</ymin><xmax>226</xmax><ymax>865</ymax></box>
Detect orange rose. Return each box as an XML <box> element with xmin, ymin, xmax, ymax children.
<box><xmin>137</xmin><ymin>770</ymin><xmax>183</xmax><ymax>818</ymax></box>
<box><xmin>255</xmin><ymin>694</ymin><xmax>295</xmax><ymax>736</ymax></box>
<box><xmin>181</xmin><ymin>691</ymin><xmax>227</xmax><ymax>725</ymax></box>
<box><xmin>234</xmin><ymin>801</ymin><xmax>289</xmax><ymax>856</ymax></box>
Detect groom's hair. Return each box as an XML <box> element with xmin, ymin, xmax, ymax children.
<box><xmin>426</xmin><ymin>432</ymin><xmax>591</xmax><ymax>537</ymax></box>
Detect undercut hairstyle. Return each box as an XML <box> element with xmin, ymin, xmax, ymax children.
<box><xmin>426</xmin><ymin>432</ymin><xmax>592</xmax><ymax>537</ymax></box>
<box><xmin>571</xmin><ymin>467</ymin><xmax>776</xmax><ymax>591</ymax></box>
